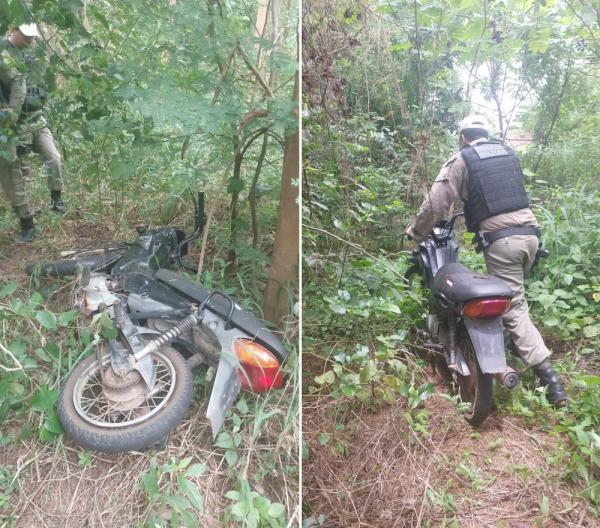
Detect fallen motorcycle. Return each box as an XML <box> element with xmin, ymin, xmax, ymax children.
<box><xmin>26</xmin><ymin>193</ymin><xmax>288</xmax><ymax>453</ymax></box>
<box><xmin>406</xmin><ymin>213</ymin><xmax>519</xmax><ymax>426</ymax></box>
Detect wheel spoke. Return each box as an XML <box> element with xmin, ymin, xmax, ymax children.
<box><xmin>73</xmin><ymin>349</ymin><xmax>177</xmax><ymax>428</ymax></box>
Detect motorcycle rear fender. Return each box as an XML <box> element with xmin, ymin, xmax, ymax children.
<box><xmin>463</xmin><ymin>317</ymin><xmax>507</xmax><ymax>374</ymax></box>
<box><xmin>203</xmin><ymin>310</ymin><xmax>245</xmax><ymax>439</ymax></box>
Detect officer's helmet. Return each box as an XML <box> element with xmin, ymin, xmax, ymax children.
<box><xmin>459</xmin><ymin>115</ymin><xmax>490</xmax><ymax>135</ymax></box>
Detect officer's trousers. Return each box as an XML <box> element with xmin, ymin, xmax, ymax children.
<box><xmin>484</xmin><ymin>234</ymin><xmax>550</xmax><ymax>367</ymax></box>
<box><xmin>31</xmin><ymin>125</ymin><xmax>63</xmax><ymax>192</ymax></box>
<box><xmin>0</xmin><ymin>123</ymin><xmax>63</xmax><ymax>219</ymax></box>
<box><xmin>0</xmin><ymin>141</ymin><xmax>31</xmax><ymax>219</ymax></box>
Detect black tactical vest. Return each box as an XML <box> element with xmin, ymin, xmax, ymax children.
<box><xmin>0</xmin><ymin>39</ymin><xmax>46</xmax><ymax>113</ymax></box>
<box><xmin>0</xmin><ymin>39</ymin><xmax>12</xmax><ymax>104</ymax></box>
<box><xmin>461</xmin><ymin>141</ymin><xmax>529</xmax><ymax>232</ymax></box>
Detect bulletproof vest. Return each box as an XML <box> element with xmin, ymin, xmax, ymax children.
<box><xmin>0</xmin><ymin>39</ymin><xmax>46</xmax><ymax>113</ymax></box>
<box><xmin>0</xmin><ymin>39</ymin><xmax>11</xmax><ymax>104</ymax></box>
<box><xmin>461</xmin><ymin>141</ymin><xmax>529</xmax><ymax>232</ymax></box>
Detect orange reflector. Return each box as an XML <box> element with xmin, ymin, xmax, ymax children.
<box><xmin>463</xmin><ymin>298</ymin><xmax>511</xmax><ymax>318</ymax></box>
<box><xmin>234</xmin><ymin>339</ymin><xmax>283</xmax><ymax>392</ymax></box>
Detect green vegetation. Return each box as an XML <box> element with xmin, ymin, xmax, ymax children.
<box><xmin>303</xmin><ymin>0</ymin><xmax>600</xmax><ymax>525</ymax></box>
<box><xmin>1</xmin><ymin>0</ymin><xmax>298</xmax><ymax>526</ymax></box>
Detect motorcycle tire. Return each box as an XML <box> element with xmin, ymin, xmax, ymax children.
<box><xmin>58</xmin><ymin>345</ymin><xmax>193</xmax><ymax>453</ymax></box>
<box><xmin>26</xmin><ymin>250</ymin><xmax>123</xmax><ymax>277</ymax></box>
<box><xmin>456</xmin><ymin>330</ymin><xmax>493</xmax><ymax>427</ymax></box>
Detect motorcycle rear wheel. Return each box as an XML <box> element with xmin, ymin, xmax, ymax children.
<box><xmin>26</xmin><ymin>249</ymin><xmax>124</xmax><ymax>277</ymax></box>
<box><xmin>58</xmin><ymin>345</ymin><xmax>193</xmax><ymax>453</ymax></box>
<box><xmin>457</xmin><ymin>331</ymin><xmax>493</xmax><ymax>427</ymax></box>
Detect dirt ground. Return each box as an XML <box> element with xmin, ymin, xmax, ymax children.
<box><xmin>303</xmin><ymin>367</ymin><xmax>597</xmax><ymax>528</ymax></box>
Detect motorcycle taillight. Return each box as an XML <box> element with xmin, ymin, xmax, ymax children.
<box><xmin>463</xmin><ymin>298</ymin><xmax>511</xmax><ymax>318</ymax></box>
<box><xmin>234</xmin><ymin>339</ymin><xmax>284</xmax><ymax>392</ymax></box>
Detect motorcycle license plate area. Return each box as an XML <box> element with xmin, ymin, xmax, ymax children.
<box><xmin>463</xmin><ymin>317</ymin><xmax>508</xmax><ymax>374</ymax></box>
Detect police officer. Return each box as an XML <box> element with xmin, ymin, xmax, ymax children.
<box><xmin>0</xmin><ymin>23</ymin><xmax>66</xmax><ymax>244</ymax></box>
<box><xmin>406</xmin><ymin>115</ymin><xmax>568</xmax><ymax>406</ymax></box>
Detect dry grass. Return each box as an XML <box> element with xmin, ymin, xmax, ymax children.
<box><xmin>303</xmin><ymin>370</ymin><xmax>595</xmax><ymax>528</ymax></box>
<box><xmin>0</xmin><ymin>201</ymin><xmax>299</xmax><ymax>528</ymax></box>
<box><xmin>2</xmin><ymin>398</ymin><xmax>297</xmax><ymax>528</ymax></box>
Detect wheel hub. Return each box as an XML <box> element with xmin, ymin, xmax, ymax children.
<box><xmin>102</xmin><ymin>366</ymin><xmax>142</xmax><ymax>391</ymax></box>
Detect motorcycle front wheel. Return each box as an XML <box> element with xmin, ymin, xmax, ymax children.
<box><xmin>456</xmin><ymin>330</ymin><xmax>493</xmax><ymax>427</ymax></box>
<box><xmin>58</xmin><ymin>345</ymin><xmax>193</xmax><ymax>453</ymax></box>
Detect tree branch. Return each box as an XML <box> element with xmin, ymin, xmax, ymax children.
<box><xmin>236</xmin><ymin>42</ymin><xmax>274</xmax><ymax>98</ymax></box>
<box><xmin>303</xmin><ymin>224</ymin><xmax>408</xmax><ymax>284</ymax></box>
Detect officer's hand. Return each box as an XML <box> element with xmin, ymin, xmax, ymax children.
<box><xmin>0</xmin><ymin>108</ymin><xmax>17</xmax><ymax>126</ymax></box>
<box><xmin>404</xmin><ymin>226</ymin><xmax>414</xmax><ymax>241</ymax></box>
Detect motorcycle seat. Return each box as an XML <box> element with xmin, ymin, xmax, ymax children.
<box><xmin>432</xmin><ymin>263</ymin><xmax>514</xmax><ymax>303</ymax></box>
<box><xmin>153</xmin><ymin>269</ymin><xmax>287</xmax><ymax>362</ymax></box>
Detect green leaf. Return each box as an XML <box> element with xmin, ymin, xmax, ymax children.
<box><xmin>43</xmin><ymin>411</ymin><xmax>64</xmax><ymax>436</ymax></box>
<box><xmin>314</xmin><ymin>370</ymin><xmax>335</xmax><ymax>385</ymax></box>
<box><xmin>540</xmin><ymin>496</ymin><xmax>549</xmax><ymax>516</ymax></box>
<box><xmin>215</xmin><ymin>431</ymin><xmax>235</xmax><ymax>449</ymax></box>
<box><xmin>318</xmin><ymin>433</ymin><xmax>331</xmax><ymax>445</ymax></box>
<box><xmin>268</xmin><ymin>502</ymin><xmax>285</xmax><ymax>518</ymax></box>
<box><xmin>236</xmin><ymin>397</ymin><xmax>249</xmax><ymax>414</ymax></box>
<box><xmin>583</xmin><ymin>325</ymin><xmax>599</xmax><ymax>338</ymax></box>
<box><xmin>58</xmin><ymin>310</ymin><xmax>77</xmax><ymax>326</ymax></box>
<box><xmin>328</xmin><ymin>303</ymin><xmax>346</xmax><ymax>314</ymax></box>
<box><xmin>164</xmin><ymin>494</ymin><xmax>191</xmax><ymax>512</ymax></box>
<box><xmin>380</xmin><ymin>302</ymin><xmax>401</xmax><ymax>314</ymax></box>
<box><xmin>359</xmin><ymin>360</ymin><xmax>378</xmax><ymax>383</ymax></box>
<box><xmin>227</xmin><ymin>177</ymin><xmax>244</xmax><ymax>194</ymax></box>
<box><xmin>186</xmin><ymin>463</ymin><xmax>208</xmax><ymax>478</ymax></box>
<box><xmin>35</xmin><ymin>310</ymin><xmax>57</xmax><ymax>331</ymax></box>
<box><xmin>224</xmin><ymin>450</ymin><xmax>238</xmax><ymax>466</ymax></box>
<box><xmin>0</xmin><ymin>282</ymin><xmax>17</xmax><ymax>299</ymax></box>
<box><xmin>186</xmin><ymin>480</ymin><xmax>204</xmax><ymax>511</ymax></box>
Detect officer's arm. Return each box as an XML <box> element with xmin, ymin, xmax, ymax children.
<box><xmin>0</xmin><ymin>61</ymin><xmax>26</xmax><ymax>119</ymax></box>
<box><xmin>407</xmin><ymin>157</ymin><xmax>466</xmax><ymax>242</ymax></box>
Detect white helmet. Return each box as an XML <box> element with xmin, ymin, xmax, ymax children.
<box><xmin>18</xmin><ymin>23</ymin><xmax>41</xmax><ymax>38</ymax></box>
<box><xmin>459</xmin><ymin>115</ymin><xmax>489</xmax><ymax>135</ymax></box>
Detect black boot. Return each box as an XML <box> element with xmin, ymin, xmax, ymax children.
<box><xmin>533</xmin><ymin>359</ymin><xmax>568</xmax><ymax>407</ymax></box>
<box><xmin>50</xmin><ymin>190</ymin><xmax>68</xmax><ymax>214</ymax></box>
<box><xmin>15</xmin><ymin>216</ymin><xmax>35</xmax><ymax>244</ymax></box>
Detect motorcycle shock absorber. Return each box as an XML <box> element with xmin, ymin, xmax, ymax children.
<box><xmin>447</xmin><ymin>316</ymin><xmax>457</xmax><ymax>369</ymax></box>
<box><xmin>132</xmin><ymin>313</ymin><xmax>202</xmax><ymax>362</ymax></box>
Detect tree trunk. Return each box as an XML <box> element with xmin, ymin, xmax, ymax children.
<box><xmin>263</xmin><ymin>74</ymin><xmax>299</xmax><ymax>326</ymax></box>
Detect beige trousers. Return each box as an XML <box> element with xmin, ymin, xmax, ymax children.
<box><xmin>31</xmin><ymin>125</ymin><xmax>63</xmax><ymax>192</ymax></box>
<box><xmin>0</xmin><ymin>140</ymin><xmax>32</xmax><ymax>218</ymax></box>
<box><xmin>484</xmin><ymin>235</ymin><xmax>550</xmax><ymax>367</ymax></box>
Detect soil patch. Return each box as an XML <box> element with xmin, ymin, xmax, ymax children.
<box><xmin>303</xmin><ymin>371</ymin><xmax>594</xmax><ymax>527</ymax></box>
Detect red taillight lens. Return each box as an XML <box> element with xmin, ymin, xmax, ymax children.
<box><xmin>234</xmin><ymin>339</ymin><xmax>284</xmax><ymax>392</ymax></box>
<box><xmin>463</xmin><ymin>298</ymin><xmax>511</xmax><ymax>318</ymax></box>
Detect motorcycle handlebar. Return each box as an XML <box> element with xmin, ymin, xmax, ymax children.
<box><xmin>432</xmin><ymin>212</ymin><xmax>464</xmax><ymax>243</ymax></box>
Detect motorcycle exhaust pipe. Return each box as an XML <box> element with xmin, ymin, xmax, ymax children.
<box><xmin>494</xmin><ymin>365</ymin><xmax>521</xmax><ymax>389</ymax></box>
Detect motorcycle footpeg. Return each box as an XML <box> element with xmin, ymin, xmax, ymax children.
<box><xmin>493</xmin><ymin>365</ymin><xmax>521</xmax><ymax>390</ymax></box>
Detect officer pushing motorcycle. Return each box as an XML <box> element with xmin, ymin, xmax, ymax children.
<box><xmin>406</xmin><ymin>116</ymin><xmax>568</xmax><ymax>406</ymax></box>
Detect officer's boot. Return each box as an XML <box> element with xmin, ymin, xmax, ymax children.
<box><xmin>533</xmin><ymin>359</ymin><xmax>568</xmax><ymax>407</ymax></box>
<box><xmin>50</xmin><ymin>190</ymin><xmax>68</xmax><ymax>214</ymax></box>
<box><xmin>15</xmin><ymin>216</ymin><xmax>36</xmax><ymax>244</ymax></box>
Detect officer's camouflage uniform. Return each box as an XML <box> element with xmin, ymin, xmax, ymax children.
<box><xmin>407</xmin><ymin>138</ymin><xmax>550</xmax><ymax>368</ymax></box>
<box><xmin>0</xmin><ymin>38</ymin><xmax>63</xmax><ymax>219</ymax></box>
<box><xmin>0</xmin><ymin>39</ymin><xmax>30</xmax><ymax>218</ymax></box>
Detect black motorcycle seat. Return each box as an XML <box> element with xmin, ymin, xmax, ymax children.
<box><xmin>432</xmin><ymin>263</ymin><xmax>514</xmax><ymax>303</ymax></box>
<box><xmin>153</xmin><ymin>269</ymin><xmax>287</xmax><ymax>362</ymax></box>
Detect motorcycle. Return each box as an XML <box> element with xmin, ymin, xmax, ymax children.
<box><xmin>26</xmin><ymin>193</ymin><xmax>289</xmax><ymax>453</ymax></box>
<box><xmin>406</xmin><ymin>213</ymin><xmax>521</xmax><ymax>426</ymax></box>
